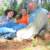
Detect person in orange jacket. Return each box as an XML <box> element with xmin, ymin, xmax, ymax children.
<box><xmin>16</xmin><ymin>9</ymin><xmax>29</xmax><ymax>25</ymax></box>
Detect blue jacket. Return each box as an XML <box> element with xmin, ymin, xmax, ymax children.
<box><xmin>29</xmin><ymin>7</ymin><xmax>48</xmax><ymax>23</ymax></box>
<box><xmin>0</xmin><ymin>16</ymin><xmax>27</xmax><ymax>39</ymax></box>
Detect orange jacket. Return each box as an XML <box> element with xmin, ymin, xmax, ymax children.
<box><xmin>16</xmin><ymin>14</ymin><xmax>29</xmax><ymax>25</ymax></box>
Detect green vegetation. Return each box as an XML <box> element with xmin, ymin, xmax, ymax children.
<box><xmin>42</xmin><ymin>2</ymin><xmax>50</xmax><ymax>11</ymax></box>
<box><xmin>23</xmin><ymin>47</ymin><xmax>33</xmax><ymax>50</ymax></box>
<box><xmin>0</xmin><ymin>0</ymin><xmax>10</xmax><ymax>16</ymax></box>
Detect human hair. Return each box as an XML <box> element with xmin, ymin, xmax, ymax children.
<box><xmin>16</xmin><ymin>13</ymin><xmax>22</xmax><ymax>20</ymax></box>
<box><xmin>34</xmin><ymin>34</ymin><xmax>42</xmax><ymax>39</ymax></box>
<box><xmin>4</xmin><ymin>9</ymin><xmax>17</xmax><ymax>17</ymax></box>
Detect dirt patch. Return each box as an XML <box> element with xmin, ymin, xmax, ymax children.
<box><xmin>0</xmin><ymin>39</ymin><xmax>32</xmax><ymax>50</ymax></box>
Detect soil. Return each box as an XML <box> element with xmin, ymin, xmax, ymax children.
<box><xmin>0</xmin><ymin>39</ymin><xmax>32</xmax><ymax>50</ymax></box>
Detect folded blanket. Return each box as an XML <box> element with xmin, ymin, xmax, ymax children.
<box><xmin>0</xmin><ymin>27</ymin><xmax>16</xmax><ymax>39</ymax></box>
<box><xmin>0</xmin><ymin>23</ymin><xmax>27</xmax><ymax>39</ymax></box>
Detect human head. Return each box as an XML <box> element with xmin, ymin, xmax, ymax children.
<box><xmin>44</xmin><ymin>31</ymin><xmax>50</xmax><ymax>41</ymax></box>
<box><xmin>21</xmin><ymin>9</ymin><xmax>27</xmax><ymax>16</ymax></box>
<box><xmin>5</xmin><ymin>9</ymin><xmax>17</xmax><ymax>18</ymax></box>
<box><xmin>28</xmin><ymin>1</ymin><xmax>37</xmax><ymax>11</ymax></box>
<box><xmin>48</xmin><ymin>12</ymin><xmax>50</xmax><ymax>18</ymax></box>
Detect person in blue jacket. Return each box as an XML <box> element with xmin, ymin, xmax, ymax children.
<box><xmin>27</xmin><ymin>1</ymin><xmax>48</xmax><ymax>36</ymax></box>
<box><xmin>0</xmin><ymin>9</ymin><xmax>26</xmax><ymax>39</ymax></box>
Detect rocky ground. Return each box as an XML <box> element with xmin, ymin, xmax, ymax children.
<box><xmin>0</xmin><ymin>37</ymin><xmax>50</xmax><ymax>50</ymax></box>
<box><xmin>0</xmin><ymin>19</ymin><xmax>50</xmax><ymax>50</ymax></box>
<box><xmin>0</xmin><ymin>28</ymin><xmax>50</xmax><ymax>50</ymax></box>
<box><xmin>0</xmin><ymin>39</ymin><xmax>32</xmax><ymax>50</ymax></box>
